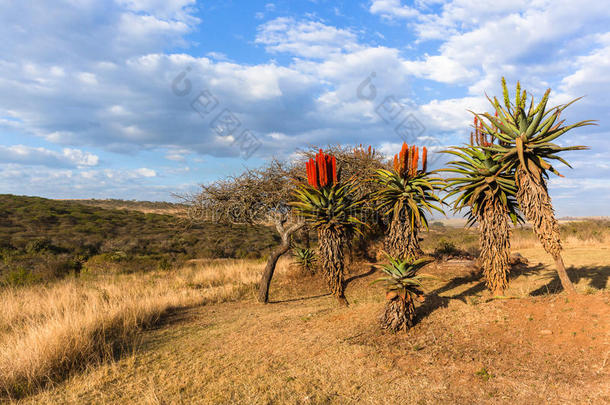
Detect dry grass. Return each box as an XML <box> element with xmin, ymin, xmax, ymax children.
<box><xmin>0</xmin><ymin>258</ymin><xmax>291</xmax><ymax>399</ymax></box>
<box><xmin>3</xmin><ymin>243</ymin><xmax>609</xmax><ymax>404</ymax></box>
<box><xmin>511</xmin><ymin>232</ymin><xmax>610</xmax><ymax>250</ymax></box>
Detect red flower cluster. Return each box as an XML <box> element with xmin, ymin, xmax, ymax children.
<box><xmin>470</xmin><ymin>116</ymin><xmax>495</xmax><ymax>147</ymax></box>
<box><xmin>306</xmin><ymin>149</ymin><xmax>337</xmax><ymax>189</ymax></box>
<box><xmin>392</xmin><ymin>143</ymin><xmax>427</xmax><ymax>179</ymax></box>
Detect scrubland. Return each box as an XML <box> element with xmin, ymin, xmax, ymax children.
<box><xmin>1</xmin><ymin>197</ymin><xmax>608</xmax><ymax>403</ymax></box>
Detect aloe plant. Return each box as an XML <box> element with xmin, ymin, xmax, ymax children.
<box><xmin>374</xmin><ymin>143</ymin><xmax>444</xmax><ymax>260</ymax></box>
<box><xmin>473</xmin><ymin>78</ymin><xmax>596</xmax><ymax>293</ymax></box>
<box><xmin>373</xmin><ymin>255</ymin><xmax>432</xmax><ymax>332</ymax></box>
<box><xmin>291</xmin><ymin>149</ymin><xmax>366</xmax><ymax>304</ymax></box>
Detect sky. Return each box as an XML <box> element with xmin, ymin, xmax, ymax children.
<box><xmin>0</xmin><ymin>0</ymin><xmax>608</xmax><ymax>216</ymax></box>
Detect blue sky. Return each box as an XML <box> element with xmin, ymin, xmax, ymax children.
<box><xmin>0</xmin><ymin>0</ymin><xmax>609</xmax><ymax>216</ymax></box>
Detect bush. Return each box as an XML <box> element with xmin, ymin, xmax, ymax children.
<box><xmin>433</xmin><ymin>239</ymin><xmax>472</xmax><ymax>259</ymax></box>
<box><xmin>2</xmin><ymin>267</ymin><xmax>40</xmax><ymax>287</ymax></box>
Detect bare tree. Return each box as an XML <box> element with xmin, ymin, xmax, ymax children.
<box><xmin>182</xmin><ymin>160</ymin><xmax>303</xmax><ymax>303</ymax></box>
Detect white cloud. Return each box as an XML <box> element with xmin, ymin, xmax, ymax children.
<box><xmin>134</xmin><ymin>167</ymin><xmax>156</xmax><ymax>177</ymax></box>
<box><xmin>62</xmin><ymin>148</ymin><xmax>100</xmax><ymax>166</ymax></box>
<box><xmin>403</xmin><ymin>55</ymin><xmax>478</xmax><ymax>83</ymax></box>
<box><xmin>418</xmin><ymin>96</ymin><xmax>487</xmax><ymax>132</ymax></box>
<box><xmin>0</xmin><ymin>0</ymin><xmax>608</xmax><ymax>213</ymax></box>
<box><xmin>370</xmin><ymin>0</ymin><xmax>419</xmax><ymax>20</ymax></box>
<box><xmin>0</xmin><ymin>145</ymin><xmax>99</xmax><ymax>168</ymax></box>
<box><xmin>77</xmin><ymin>72</ymin><xmax>98</xmax><ymax>85</ymax></box>
<box><xmin>0</xmin><ymin>164</ymin><xmax>177</xmax><ymax>200</ymax></box>
<box><xmin>255</xmin><ymin>17</ymin><xmax>361</xmax><ymax>58</ymax></box>
<box><xmin>116</xmin><ymin>0</ymin><xmax>197</xmax><ymax>21</ymax></box>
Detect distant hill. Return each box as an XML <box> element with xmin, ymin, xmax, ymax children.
<box><xmin>58</xmin><ymin>198</ymin><xmax>187</xmax><ymax>216</ymax></box>
<box><xmin>0</xmin><ymin>194</ymin><xmax>278</xmax><ymax>285</ymax></box>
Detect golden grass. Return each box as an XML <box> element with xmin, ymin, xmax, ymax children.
<box><xmin>0</xmin><ymin>258</ymin><xmax>291</xmax><ymax>399</ymax></box>
<box><xmin>511</xmin><ymin>231</ymin><xmax>610</xmax><ymax>250</ymax></box>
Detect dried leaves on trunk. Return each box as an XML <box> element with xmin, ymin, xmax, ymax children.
<box><xmin>516</xmin><ymin>168</ymin><xmax>562</xmax><ymax>257</ymax></box>
<box><xmin>318</xmin><ymin>225</ymin><xmax>346</xmax><ymax>299</ymax></box>
<box><xmin>379</xmin><ymin>297</ymin><xmax>416</xmax><ymax>332</ymax></box>
<box><xmin>479</xmin><ymin>202</ymin><xmax>511</xmax><ymax>295</ymax></box>
<box><xmin>385</xmin><ymin>215</ymin><xmax>422</xmax><ymax>260</ymax></box>
<box><xmin>516</xmin><ymin>168</ymin><xmax>575</xmax><ymax>293</ymax></box>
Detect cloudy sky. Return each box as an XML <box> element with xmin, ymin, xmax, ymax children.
<box><xmin>1</xmin><ymin>0</ymin><xmax>608</xmax><ymax>216</ymax></box>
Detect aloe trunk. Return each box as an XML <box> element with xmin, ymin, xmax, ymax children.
<box><xmin>380</xmin><ymin>296</ymin><xmax>416</xmax><ymax>332</ymax></box>
<box><xmin>516</xmin><ymin>168</ymin><xmax>575</xmax><ymax>294</ymax></box>
<box><xmin>318</xmin><ymin>225</ymin><xmax>347</xmax><ymax>304</ymax></box>
<box><xmin>479</xmin><ymin>203</ymin><xmax>511</xmax><ymax>296</ymax></box>
<box><xmin>385</xmin><ymin>213</ymin><xmax>422</xmax><ymax>260</ymax></box>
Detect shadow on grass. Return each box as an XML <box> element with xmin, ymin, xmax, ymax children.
<box><xmin>530</xmin><ymin>265</ymin><xmax>609</xmax><ymax>296</ymax></box>
<box><xmin>270</xmin><ymin>293</ymin><xmax>331</xmax><ymax>304</ymax></box>
<box><xmin>416</xmin><ymin>262</ymin><xmax>548</xmax><ymax>323</ymax></box>
<box><xmin>345</xmin><ymin>265</ymin><xmax>377</xmax><ymax>287</ymax></box>
<box><xmin>272</xmin><ymin>266</ymin><xmax>377</xmax><ymax>304</ymax></box>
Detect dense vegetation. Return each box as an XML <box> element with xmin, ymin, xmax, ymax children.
<box><xmin>0</xmin><ymin>194</ymin><xmax>278</xmax><ymax>285</ymax></box>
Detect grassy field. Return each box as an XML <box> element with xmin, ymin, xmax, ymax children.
<box><xmin>0</xmin><ymin>258</ymin><xmax>289</xmax><ymax>399</ymax></box>
<box><xmin>2</xmin><ymin>242</ymin><xmax>607</xmax><ymax>403</ymax></box>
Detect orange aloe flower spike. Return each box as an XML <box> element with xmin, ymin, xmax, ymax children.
<box><xmin>422</xmin><ymin>147</ymin><xmax>428</xmax><ymax>173</ymax></box>
<box><xmin>321</xmin><ymin>151</ymin><xmax>328</xmax><ymax>187</ymax></box>
<box><xmin>401</xmin><ymin>143</ymin><xmax>409</xmax><ymax>177</ymax></box>
<box><xmin>331</xmin><ymin>155</ymin><xmax>337</xmax><ymax>184</ymax></box>
<box><xmin>412</xmin><ymin>146</ymin><xmax>419</xmax><ymax>176</ymax></box>
<box><xmin>318</xmin><ymin>149</ymin><xmax>326</xmax><ymax>187</ymax></box>
<box><xmin>306</xmin><ymin>160</ymin><xmax>311</xmax><ymax>186</ymax></box>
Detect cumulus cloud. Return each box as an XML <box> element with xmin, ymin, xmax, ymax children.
<box><xmin>255</xmin><ymin>17</ymin><xmax>361</xmax><ymax>58</ymax></box>
<box><xmin>1</xmin><ymin>0</ymin><xmax>608</xmax><ymax>212</ymax></box>
<box><xmin>0</xmin><ymin>145</ymin><xmax>99</xmax><ymax>168</ymax></box>
<box><xmin>369</xmin><ymin>0</ymin><xmax>419</xmax><ymax>20</ymax></box>
<box><xmin>0</xmin><ymin>164</ymin><xmax>176</xmax><ymax>200</ymax></box>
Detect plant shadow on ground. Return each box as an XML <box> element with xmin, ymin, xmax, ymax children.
<box><xmin>270</xmin><ymin>265</ymin><xmax>376</xmax><ymax>304</ymax></box>
<box><xmin>269</xmin><ymin>293</ymin><xmax>331</xmax><ymax>304</ymax></box>
<box><xmin>345</xmin><ymin>265</ymin><xmax>377</xmax><ymax>286</ymax></box>
<box><xmin>414</xmin><ymin>262</ymin><xmax>602</xmax><ymax>324</ymax></box>
<box><xmin>529</xmin><ymin>265</ymin><xmax>609</xmax><ymax>296</ymax></box>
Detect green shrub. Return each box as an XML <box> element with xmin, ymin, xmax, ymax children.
<box><xmin>2</xmin><ymin>267</ymin><xmax>40</xmax><ymax>287</ymax></box>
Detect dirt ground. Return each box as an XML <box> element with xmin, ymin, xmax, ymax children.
<box><xmin>20</xmin><ymin>246</ymin><xmax>610</xmax><ymax>404</ymax></box>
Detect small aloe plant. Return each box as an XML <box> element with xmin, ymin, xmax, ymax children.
<box><xmin>373</xmin><ymin>255</ymin><xmax>433</xmax><ymax>332</ymax></box>
<box><xmin>292</xmin><ymin>246</ymin><xmax>317</xmax><ymax>274</ymax></box>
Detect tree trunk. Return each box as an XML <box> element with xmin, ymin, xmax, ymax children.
<box><xmin>257</xmin><ymin>239</ymin><xmax>291</xmax><ymax>303</ymax></box>
<box><xmin>553</xmin><ymin>254</ymin><xmax>576</xmax><ymax>294</ymax></box>
<box><xmin>479</xmin><ymin>203</ymin><xmax>511</xmax><ymax>296</ymax></box>
<box><xmin>516</xmin><ymin>168</ymin><xmax>576</xmax><ymax>294</ymax></box>
<box><xmin>257</xmin><ymin>219</ymin><xmax>304</xmax><ymax>303</ymax></box>
<box><xmin>385</xmin><ymin>213</ymin><xmax>422</xmax><ymax>260</ymax></box>
<box><xmin>380</xmin><ymin>297</ymin><xmax>416</xmax><ymax>332</ymax></box>
<box><xmin>318</xmin><ymin>225</ymin><xmax>348</xmax><ymax>305</ymax></box>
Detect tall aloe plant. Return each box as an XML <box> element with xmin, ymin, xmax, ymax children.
<box><xmin>442</xmin><ymin>118</ymin><xmax>523</xmax><ymax>296</ymax></box>
<box><xmin>291</xmin><ymin>149</ymin><xmax>365</xmax><ymax>304</ymax></box>
<box><xmin>374</xmin><ymin>143</ymin><xmax>444</xmax><ymax>260</ymax></box>
<box><xmin>473</xmin><ymin>78</ymin><xmax>596</xmax><ymax>293</ymax></box>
